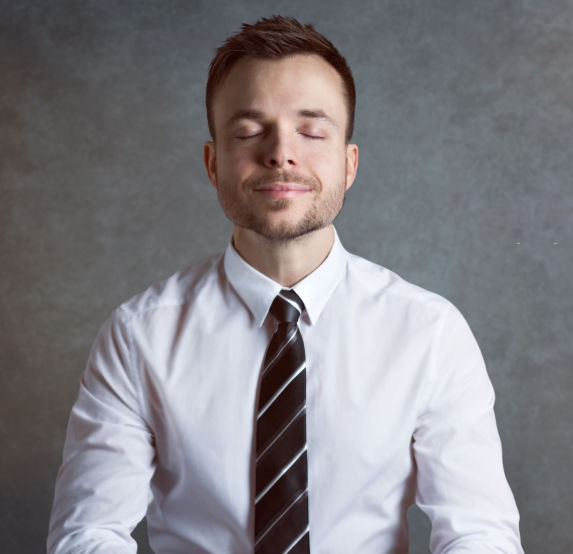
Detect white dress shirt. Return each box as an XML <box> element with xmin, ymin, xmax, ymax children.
<box><xmin>48</xmin><ymin>231</ymin><xmax>523</xmax><ymax>553</ymax></box>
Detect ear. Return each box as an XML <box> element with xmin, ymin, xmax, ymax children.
<box><xmin>345</xmin><ymin>143</ymin><xmax>359</xmax><ymax>191</ymax></box>
<box><xmin>204</xmin><ymin>141</ymin><xmax>217</xmax><ymax>188</ymax></box>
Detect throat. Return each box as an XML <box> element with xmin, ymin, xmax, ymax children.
<box><xmin>232</xmin><ymin>225</ymin><xmax>335</xmax><ymax>287</ymax></box>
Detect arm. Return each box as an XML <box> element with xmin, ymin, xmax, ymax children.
<box><xmin>48</xmin><ymin>311</ymin><xmax>155</xmax><ymax>554</ymax></box>
<box><xmin>413</xmin><ymin>305</ymin><xmax>523</xmax><ymax>553</ymax></box>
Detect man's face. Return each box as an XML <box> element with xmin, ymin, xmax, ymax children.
<box><xmin>204</xmin><ymin>54</ymin><xmax>358</xmax><ymax>243</ymax></box>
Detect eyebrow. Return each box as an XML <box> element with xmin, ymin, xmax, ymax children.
<box><xmin>297</xmin><ymin>109</ymin><xmax>338</xmax><ymax>127</ymax></box>
<box><xmin>226</xmin><ymin>109</ymin><xmax>265</xmax><ymax>126</ymax></box>
<box><xmin>226</xmin><ymin>108</ymin><xmax>339</xmax><ymax>128</ymax></box>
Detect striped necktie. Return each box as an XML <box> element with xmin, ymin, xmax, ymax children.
<box><xmin>254</xmin><ymin>289</ymin><xmax>310</xmax><ymax>553</ymax></box>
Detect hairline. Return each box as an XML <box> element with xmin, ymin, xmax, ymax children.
<box><xmin>209</xmin><ymin>53</ymin><xmax>351</xmax><ymax>141</ymax></box>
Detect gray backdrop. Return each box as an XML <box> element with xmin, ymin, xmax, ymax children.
<box><xmin>1</xmin><ymin>0</ymin><xmax>572</xmax><ymax>552</ymax></box>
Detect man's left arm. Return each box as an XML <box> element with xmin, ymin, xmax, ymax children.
<box><xmin>413</xmin><ymin>304</ymin><xmax>523</xmax><ymax>553</ymax></box>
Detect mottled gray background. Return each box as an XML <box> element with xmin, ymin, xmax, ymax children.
<box><xmin>1</xmin><ymin>0</ymin><xmax>572</xmax><ymax>552</ymax></box>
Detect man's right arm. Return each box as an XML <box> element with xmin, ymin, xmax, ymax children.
<box><xmin>47</xmin><ymin>312</ymin><xmax>155</xmax><ymax>554</ymax></box>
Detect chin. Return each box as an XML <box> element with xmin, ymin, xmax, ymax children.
<box><xmin>248</xmin><ymin>218</ymin><xmax>331</xmax><ymax>242</ymax></box>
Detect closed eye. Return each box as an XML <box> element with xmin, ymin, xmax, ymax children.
<box><xmin>235</xmin><ymin>132</ymin><xmax>264</xmax><ymax>140</ymax></box>
<box><xmin>298</xmin><ymin>124</ymin><xmax>328</xmax><ymax>139</ymax></box>
<box><xmin>299</xmin><ymin>130</ymin><xmax>326</xmax><ymax>139</ymax></box>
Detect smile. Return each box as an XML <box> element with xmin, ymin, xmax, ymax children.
<box><xmin>253</xmin><ymin>183</ymin><xmax>312</xmax><ymax>198</ymax></box>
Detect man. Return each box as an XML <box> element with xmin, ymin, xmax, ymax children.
<box><xmin>48</xmin><ymin>16</ymin><xmax>523</xmax><ymax>553</ymax></box>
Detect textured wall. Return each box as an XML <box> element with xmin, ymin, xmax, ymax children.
<box><xmin>1</xmin><ymin>1</ymin><xmax>571</xmax><ymax>552</ymax></box>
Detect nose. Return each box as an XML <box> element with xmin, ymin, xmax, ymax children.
<box><xmin>263</xmin><ymin>127</ymin><xmax>297</xmax><ymax>168</ymax></box>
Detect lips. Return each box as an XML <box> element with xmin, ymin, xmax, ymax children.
<box><xmin>254</xmin><ymin>182</ymin><xmax>312</xmax><ymax>198</ymax></box>
<box><xmin>255</xmin><ymin>182</ymin><xmax>311</xmax><ymax>192</ymax></box>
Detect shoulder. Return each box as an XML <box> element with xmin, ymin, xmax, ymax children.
<box><xmin>343</xmin><ymin>250</ymin><xmax>460</xmax><ymax>327</ymax></box>
<box><xmin>346</xmin><ymin>251</ymin><xmax>451</xmax><ymax>307</ymax></box>
<box><xmin>114</xmin><ymin>252</ymin><xmax>226</xmax><ymax>323</ymax></box>
<box><xmin>342</xmin><ymin>250</ymin><xmax>480</xmax><ymax>368</ymax></box>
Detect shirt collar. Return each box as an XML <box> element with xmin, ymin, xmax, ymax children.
<box><xmin>224</xmin><ymin>229</ymin><xmax>347</xmax><ymax>327</ymax></box>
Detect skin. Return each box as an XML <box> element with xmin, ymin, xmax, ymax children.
<box><xmin>204</xmin><ymin>54</ymin><xmax>359</xmax><ymax>287</ymax></box>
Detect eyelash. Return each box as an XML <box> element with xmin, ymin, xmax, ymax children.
<box><xmin>235</xmin><ymin>132</ymin><xmax>325</xmax><ymax>141</ymax></box>
<box><xmin>236</xmin><ymin>134</ymin><xmax>262</xmax><ymax>140</ymax></box>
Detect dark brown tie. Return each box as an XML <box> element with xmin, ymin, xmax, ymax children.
<box><xmin>254</xmin><ymin>289</ymin><xmax>310</xmax><ymax>553</ymax></box>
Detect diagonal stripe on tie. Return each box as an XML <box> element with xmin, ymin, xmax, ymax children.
<box><xmin>255</xmin><ymin>289</ymin><xmax>310</xmax><ymax>554</ymax></box>
<box><xmin>256</xmin><ymin>490</ymin><xmax>309</xmax><ymax>553</ymax></box>
<box><xmin>283</xmin><ymin>525</ymin><xmax>310</xmax><ymax>554</ymax></box>
<box><xmin>256</xmin><ymin>408</ymin><xmax>306</xmax><ymax>493</ymax></box>
<box><xmin>258</xmin><ymin>361</ymin><xmax>306</xmax><ymax>417</ymax></box>
<box><xmin>255</xmin><ymin>453</ymin><xmax>308</xmax><ymax>547</ymax></box>
<box><xmin>256</xmin><ymin>371</ymin><xmax>306</xmax><ymax>461</ymax></box>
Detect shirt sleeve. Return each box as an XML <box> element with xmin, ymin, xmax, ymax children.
<box><xmin>412</xmin><ymin>304</ymin><xmax>523</xmax><ymax>553</ymax></box>
<box><xmin>47</xmin><ymin>309</ymin><xmax>155</xmax><ymax>554</ymax></box>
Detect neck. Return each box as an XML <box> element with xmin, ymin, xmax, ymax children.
<box><xmin>232</xmin><ymin>226</ymin><xmax>335</xmax><ymax>287</ymax></box>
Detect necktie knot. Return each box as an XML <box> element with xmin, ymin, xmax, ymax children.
<box><xmin>270</xmin><ymin>289</ymin><xmax>304</xmax><ymax>324</ymax></box>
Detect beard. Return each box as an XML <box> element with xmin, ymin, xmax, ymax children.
<box><xmin>216</xmin><ymin>169</ymin><xmax>347</xmax><ymax>242</ymax></box>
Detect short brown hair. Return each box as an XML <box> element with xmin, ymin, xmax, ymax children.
<box><xmin>206</xmin><ymin>16</ymin><xmax>356</xmax><ymax>142</ymax></box>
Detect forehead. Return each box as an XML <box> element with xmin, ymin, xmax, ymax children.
<box><xmin>212</xmin><ymin>54</ymin><xmax>347</xmax><ymax>128</ymax></box>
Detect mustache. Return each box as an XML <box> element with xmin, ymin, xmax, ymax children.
<box><xmin>245</xmin><ymin>170</ymin><xmax>319</xmax><ymax>190</ymax></box>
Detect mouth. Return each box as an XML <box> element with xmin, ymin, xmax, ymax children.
<box><xmin>253</xmin><ymin>182</ymin><xmax>312</xmax><ymax>199</ymax></box>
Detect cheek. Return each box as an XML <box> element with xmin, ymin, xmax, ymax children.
<box><xmin>308</xmin><ymin>149</ymin><xmax>348</xmax><ymax>180</ymax></box>
<box><xmin>218</xmin><ymin>147</ymin><xmax>255</xmax><ymax>173</ymax></box>
<box><xmin>214</xmin><ymin>152</ymin><xmax>246</xmax><ymax>183</ymax></box>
